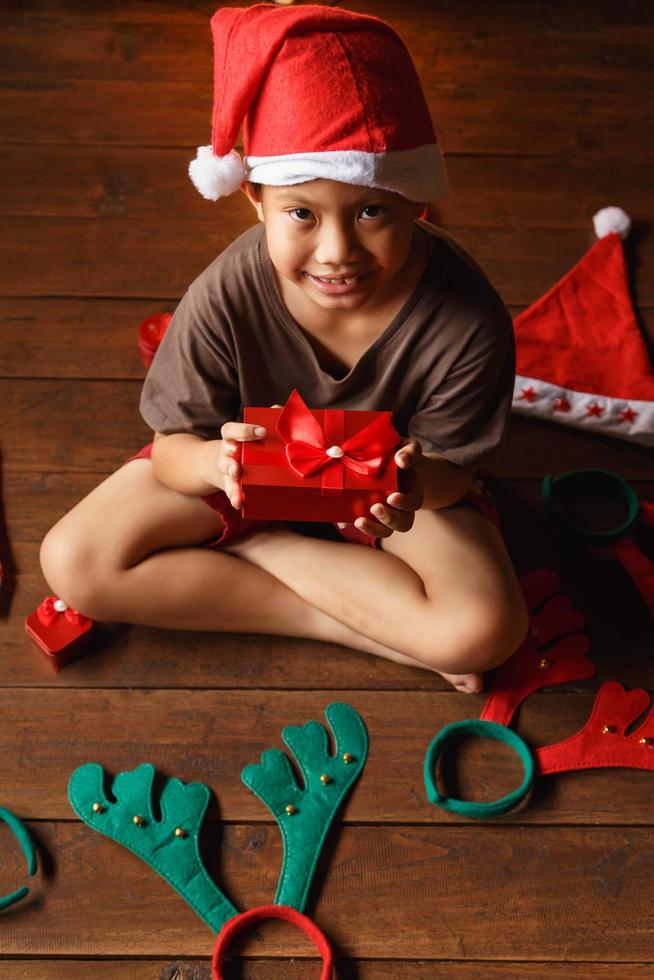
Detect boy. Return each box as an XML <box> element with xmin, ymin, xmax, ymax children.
<box><xmin>39</xmin><ymin>4</ymin><xmax>529</xmax><ymax>693</ymax></box>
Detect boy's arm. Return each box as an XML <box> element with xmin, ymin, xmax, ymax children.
<box><xmin>150</xmin><ymin>420</ymin><xmax>267</xmax><ymax>502</ymax></box>
<box><xmin>417</xmin><ymin>450</ymin><xmax>477</xmax><ymax>511</ymax></box>
<box><xmin>338</xmin><ymin>442</ymin><xmax>479</xmax><ymax>539</ymax></box>
<box><xmin>150</xmin><ymin>431</ymin><xmax>223</xmax><ymax>496</ymax></box>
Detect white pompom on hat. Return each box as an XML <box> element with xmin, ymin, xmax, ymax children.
<box><xmin>188</xmin><ymin>3</ymin><xmax>449</xmax><ymax>203</ymax></box>
<box><xmin>188</xmin><ymin>147</ymin><xmax>246</xmax><ymax>202</ymax></box>
<box><xmin>512</xmin><ymin>207</ymin><xmax>654</xmax><ymax>446</ymax></box>
<box><xmin>592</xmin><ymin>205</ymin><xmax>631</xmax><ymax>240</ymax></box>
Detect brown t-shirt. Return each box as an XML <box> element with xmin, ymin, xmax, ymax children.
<box><xmin>140</xmin><ymin>220</ymin><xmax>515</xmax><ymax>468</ymax></box>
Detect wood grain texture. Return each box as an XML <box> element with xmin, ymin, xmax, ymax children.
<box><xmin>1</xmin><ymin>0</ymin><xmax>653</xmax><ymax>974</ymax></box>
<box><xmin>4</xmin><ymin>962</ymin><xmax>654</xmax><ymax>979</ymax></box>
<box><xmin>2</xmin><ymin>77</ymin><xmax>650</xmax><ymax>155</ymax></box>
<box><xmin>2</xmin><ymin>3</ymin><xmax>653</xmax><ymax>157</ymax></box>
<box><xmin>2</xmin><ymin>10</ymin><xmax>653</xmax><ymax>88</ymax></box>
<box><xmin>1</xmin><ymin>689</ymin><xmax>654</xmax><ymax>824</ymax></box>
<box><xmin>3</xmin><ymin>958</ymin><xmax>654</xmax><ymax>980</ymax></box>
<box><xmin>1</xmin><ymin>822</ymin><xmax>654</xmax><ymax>958</ymax></box>
<box><xmin>2</xmin><ymin>0</ymin><xmax>652</xmax><ymax>26</ymax></box>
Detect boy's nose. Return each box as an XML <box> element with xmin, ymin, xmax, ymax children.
<box><xmin>313</xmin><ymin>222</ymin><xmax>362</xmax><ymax>268</ymax></box>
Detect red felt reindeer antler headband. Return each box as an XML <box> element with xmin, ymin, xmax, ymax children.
<box><xmin>424</xmin><ymin>567</ymin><xmax>654</xmax><ymax>818</ymax></box>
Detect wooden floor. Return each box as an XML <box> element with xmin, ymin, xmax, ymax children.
<box><xmin>1</xmin><ymin>0</ymin><xmax>654</xmax><ymax>976</ymax></box>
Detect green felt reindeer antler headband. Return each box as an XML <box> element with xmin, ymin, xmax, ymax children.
<box><xmin>68</xmin><ymin>702</ymin><xmax>367</xmax><ymax>974</ymax></box>
<box><xmin>68</xmin><ymin>761</ymin><xmax>238</xmax><ymax>931</ymax></box>
<box><xmin>241</xmin><ymin>701</ymin><xmax>368</xmax><ymax>910</ymax></box>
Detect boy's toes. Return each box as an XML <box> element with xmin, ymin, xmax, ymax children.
<box><xmin>440</xmin><ymin>671</ymin><xmax>484</xmax><ymax>694</ymax></box>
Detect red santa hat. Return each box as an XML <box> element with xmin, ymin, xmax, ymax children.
<box><xmin>512</xmin><ymin>207</ymin><xmax>654</xmax><ymax>447</ymax></box>
<box><xmin>188</xmin><ymin>3</ymin><xmax>448</xmax><ymax>203</ymax></box>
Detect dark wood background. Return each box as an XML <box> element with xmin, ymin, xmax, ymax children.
<box><xmin>1</xmin><ymin>0</ymin><xmax>653</xmax><ymax>976</ymax></box>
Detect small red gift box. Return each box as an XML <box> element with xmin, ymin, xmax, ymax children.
<box><xmin>25</xmin><ymin>596</ymin><xmax>93</xmax><ymax>672</ymax></box>
<box><xmin>241</xmin><ymin>390</ymin><xmax>400</xmax><ymax>523</ymax></box>
<box><xmin>138</xmin><ymin>312</ymin><xmax>172</xmax><ymax>369</ymax></box>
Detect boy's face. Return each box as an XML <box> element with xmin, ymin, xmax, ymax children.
<box><xmin>243</xmin><ymin>179</ymin><xmax>425</xmax><ymax>314</ymax></box>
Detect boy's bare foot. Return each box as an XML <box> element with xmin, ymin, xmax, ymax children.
<box><xmin>223</xmin><ymin>525</ymin><xmax>486</xmax><ymax>694</ymax></box>
<box><xmin>438</xmin><ymin>671</ymin><xmax>484</xmax><ymax>694</ymax></box>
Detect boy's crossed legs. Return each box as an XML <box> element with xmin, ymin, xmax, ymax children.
<box><xmin>39</xmin><ymin>458</ymin><xmax>528</xmax><ymax>693</ymax></box>
<box><xmin>222</xmin><ymin>501</ymin><xmax>529</xmax><ymax>690</ymax></box>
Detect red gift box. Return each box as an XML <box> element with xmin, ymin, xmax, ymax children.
<box><xmin>241</xmin><ymin>390</ymin><xmax>400</xmax><ymax>522</ymax></box>
<box><xmin>138</xmin><ymin>312</ymin><xmax>172</xmax><ymax>369</ymax></box>
<box><xmin>25</xmin><ymin>596</ymin><xmax>93</xmax><ymax>671</ymax></box>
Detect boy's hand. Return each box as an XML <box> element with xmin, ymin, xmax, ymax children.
<box><xmin>209</xmin><ymin>420</ymin><xmax>267</xmax><ymax>509</ymax></box>
<box><xmin>337</xmin><ymin>438</ymin><xmax>424</xmax><ymax>539</ymax></box>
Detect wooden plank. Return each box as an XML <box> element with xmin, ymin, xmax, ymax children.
<box><xmin>0</xmin><ymin>297</ymin><xmax>174</xmax><ymax>379</ymax></box>
<box><xmin>2</xmin><ymin>15</ymin><xmax>653</xmax><ymax>89</ymax></box>
<box><xmin>3</xmin><ymin>220</ymin><xmax>654</xmax><ymax>307</ymax></box>
<box><xmin>1</xmin><ymin>217</ymin><xmax>237</xmax><ymax>299</ymax></box>
<box><xmin>2</xmin><ymin>0</ymin><xmax>652</xmax><ymax>31</ymax></box>
<box><xmin>1</xmin><ymin>822</ymin><xmax>654</xmax><ymax>958</ymax></box>
<box><xmin>2</xmin><ymin>75</ymin><xmax>653</xmax><ymax>155</ymax></box>
<box><xmin>3</xmin><ymin>148</ymin><xmax>654</xmax><ymax>235</ymax></box>
<box><xmin>487</xmin><ymin>416</ymin><xmax>654</xmax><ymax>479</ymax></box>
<box><xmin>4</xmin><ymin>961</ymin><xmax>654</xmax><ymax>979</ymax></box>
<box><xmin>2</xmin><ymin>689</ymin><xmax>654</xmax><ymax>825</ymax></box>
<box><xmin>0</xmin><ymin>0</ymin><xmax>216</xmax><ymax>23</ymax></box>
<box><xmin>2</xmin><ymin>966</ymin><xmax>173</xmax><ymax>980</ymax></box>
<box><xmin>0</xmin><ymin>146</ymin><xmax>240</xmax><ymax>219</ymax></box>
<box><xmin>0</xmin><ymin>21</ymin><xmax>215</xmax><ymax>83</ymax></box>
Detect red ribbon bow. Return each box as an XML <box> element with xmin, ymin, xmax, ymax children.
<box><xmin>276</xmin><ymin>389</ymin><xmax>398</xmax><ymax>487</ymax></box>
<box><xmin>37</xmin><ymin>596</ymin><xmax>88</xmax><ymax>628</ymax></box>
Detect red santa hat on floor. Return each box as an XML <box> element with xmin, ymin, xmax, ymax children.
<box><xmin>188</xmin><ymin>3</ymin><xmax>448</xmax><ymax>203</ymax></box>
<box><xmin>512</xmin><ymin>207</ymin><xmax>654</xmax><ymax>446</ymax></box>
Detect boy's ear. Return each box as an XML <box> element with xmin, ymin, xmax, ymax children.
<box><xmin>241</xmin><ymin>181</ymin><xmax>264</xmax><ymax>222</ymax></box>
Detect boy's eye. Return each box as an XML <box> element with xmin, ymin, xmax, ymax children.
<box><xmin>360</xmin><ymin>205</ymin><xmax>386</xmax><ymax>219</ymax></box>
<box><xmin>288</xmin><ymin>208</ymin><xmax>313</xmax><ymax>221</ymax></box>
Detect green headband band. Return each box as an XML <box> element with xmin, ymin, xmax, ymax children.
<box><xmin>0</xmin><ymin>806</ymin><xmax>37</xmax><ymax>911</ymax></box>
<box><xmin>542</xmin><ymin>469</ymin><xmax>640</xmax><ymax>544</ymax></box>
<box><xmin>423</xmin><ymin>720</ymin><xmax>534</xmax><ymax>819</ymax></box>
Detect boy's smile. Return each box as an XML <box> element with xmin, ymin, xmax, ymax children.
<box><xmin>303</xmin><ymin>269</ymin><xmax>375</xmax><ymax>298</ymax></box>
<box><xmin>244</xmin><ymin>179</ymin><xmax>427</xmax><ymax>321</ymax></box>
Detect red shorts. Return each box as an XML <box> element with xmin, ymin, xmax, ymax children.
<box><xmin>123</xmin><ymin>442</ymin><xmax>500</xmax><ymax>549</ymax></box>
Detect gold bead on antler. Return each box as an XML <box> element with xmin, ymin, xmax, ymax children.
<box><xmin>602</xmin><ymin>725</ymin><xmax>617</xmax><ymax>735</ymax></box>
<box><xmin>638</xmin><ymin>737</ymin><xmax>654</xmax><ymax>747</ymax></box>
<box><xmin>285</xmin><ymin>804</ymin><xmax>297</xmax><ymax>815</ymax></box>
<box><xmin>342</xmin><ymin>752</ymin><xmax>353</xmax><ymax>764</ymax></box>
<box><xmin>538</xmin><ymin>658</ymin><xmax>551</xmax><ymax>669</ymax></box>
<box><xmin>92</xmin><ymin>802</ymin><xmax>104</xmax><ymax>813</ymax></box>
<box><xmin>133</xmin><ymin>814</ymin><xmax>145</xmax><ymax>826</ymax></box>
<box><xmin>320</xmin><ymin>774</ymin><xmax>331</xmax><ymax>785</ymax></box>
<box><xmin>175</xmin><ymin>827</ymin><xmax>187</xmax><ymax>838</ymax></box>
